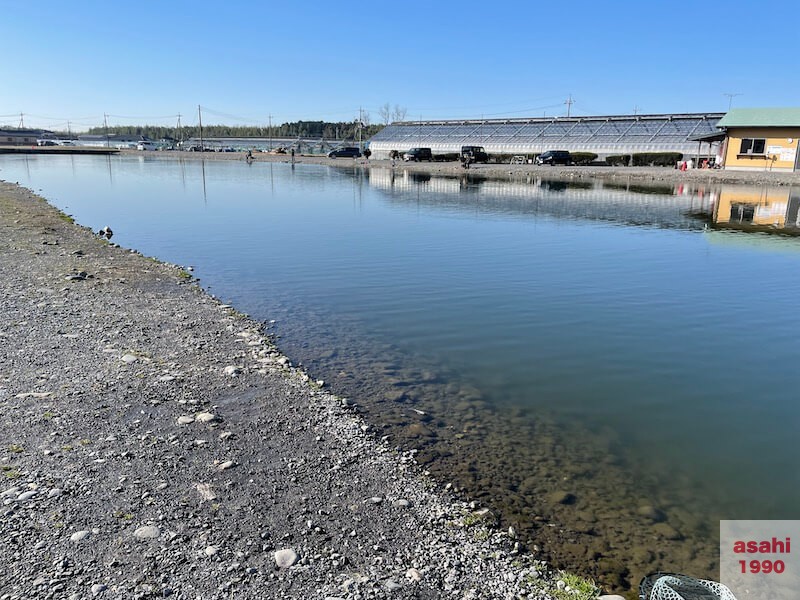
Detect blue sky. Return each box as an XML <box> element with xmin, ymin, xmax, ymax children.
<box><xmin>1</xmin><ymin>0</ymin><xmax>797</xmax><ymax>131</ymax></box>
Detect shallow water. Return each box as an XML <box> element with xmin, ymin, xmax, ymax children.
<box><xmin>3</xmin><ymin>155</ymin><xmax>799</xmax><ymax>592</ymax></box>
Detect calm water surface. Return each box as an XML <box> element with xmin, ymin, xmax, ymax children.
<box><xmin>3</xmin><ymin>155</ymin><xmax>799</xmax><ymax>591</ymax></box>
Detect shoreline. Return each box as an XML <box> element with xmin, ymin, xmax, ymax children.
<box><xmin>0</xmin><ymin>181</ymin><xmax>618</xmax><ymax>599</ymax></box>
<box><xmin>124</xmin><ymin>148</ymin><xmax>800</xmax><ymax>187</ymax></box>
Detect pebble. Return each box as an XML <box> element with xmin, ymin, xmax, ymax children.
<box><xmin>17</xmin><ymin>491</ymin><xmax>36</xmax><ymax>502</ymax></box>
<box><xmin>384</xmin><ymin>580</ymin><xmax>402</xmax><ymax>591</ymax></box>
<box><xmin>133</xmin><ymin>525</ymin><xmax>161</xmax><ymax>540</ymax></box>
<box><xmin>204</xmin><ymin>546</ymin><xmax>218</xmax><ymax>557</ymax></box>
<box><xmin>219</xmin><ymin>460</ymin><xmax>236</xmax><ymax>471</ymax></box>
<box><xmin>548</xmin><ymin>490</ymin><xmax>576</xmax><ymax>505</ymax></box>
<box><xmin>195</xmin><ymin>412</ymin><xmax>218</xmax><ymax>423</ymax></box>
<box><xmin>653</xmin><ymin>523</ymin><xmax>682</xmax><ymax>540</ymax></box>
<box><xmin>177</xmin><ymin>416</ymin><xmax>195</xmax><ymax>425</ymax></box>
<box><xmin>223</xmin><ymin>366</ymin><xmax>241</xmax><ymax>376</ymax></box>
<box><xmin>48</xmin><ymin>488</ymin><xmax>63</xmax><ymax>498</ymax></box>
<box><xmin>70</xmin><ymin>530</ymin><xmax>91</xmax><ymax>543</ymax></box>
<box><xmin>598</xmin><ymin>596</ymin><xmax>626</xmax><ymax>600</ymax></box>
<box><xmin>1</xmin><ymin>487</ymin><xmax>20</xmax><ymax>498</ymax></box>
<box><xmin>405</xmin><ymin>568</ymin><xmax>422</xmax><ymax>582</ymax></box>
<box><xmin>274</xmin><ymin>548</ymin><xmax>298</xmax><ymax>568</ymax></box>
<box><xmin>637</xmin><ymin>505</ymin><xmax>666</xmax><ymax>522</ymax></box>
<box><xmin>91</xmin><ymin>584</ymin><xmax>107</xmax><ymax>596</ymax></box>
<box><xmin>392</xmin><ymin>499</ymin><xmax>411</xmax><ymax>508</ymax></box>
<box><xmin>121</xmin><ymin>354</ymin><xmax>138</xmax><ymax>363</ymax></box>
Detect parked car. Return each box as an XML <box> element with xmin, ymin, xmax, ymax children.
<box><xmin>404</xmin><ymin>147</ymin><xmax>433</xmax><ymax>162</ymax></box>
<box><xmin>535</xmin><ymin>150</ymin><xmax>572</xmax><ymax>165</ymax></box>
<box><xmin>461</xmin><ymin>145</ymin><xmax>489</xmax><ymax>163</ymax></box>
<box><xmin>328</xmin><ymin>147</ymin><xmax>361</xmax><ymax>158</ymax></box>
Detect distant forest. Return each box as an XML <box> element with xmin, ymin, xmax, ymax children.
<box><xmin>85</xmin><ymin>121</ymin><xmax>385</xmax><ymax>141</ymax></box>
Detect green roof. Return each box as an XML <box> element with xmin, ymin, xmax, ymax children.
<box><xmin>717</xmin><ymin>108</ymin><xmax>800</xmax><ymax>128</ymax></box>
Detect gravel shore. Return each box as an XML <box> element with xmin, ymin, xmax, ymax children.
<box><xmin>0</xmin><ymin>181</ymin><xmax>599</xmax><ymax>599</ymax></box>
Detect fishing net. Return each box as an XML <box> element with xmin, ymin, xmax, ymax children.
<box><xmin>639</xmin><ymin>573</ymin><xmax>738</xmax><ymax>600</ymax></box>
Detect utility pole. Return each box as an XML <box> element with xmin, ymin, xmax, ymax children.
<box><xmin>67</xmin><ymin>121</ymin><xmax>72</xmax><ymax>138</ymax></box>
<box><xmin>18</xmin><ymin>113</ymin><xmax>24</xmax><ymax>128</ymax></box>
<box><xmin>723</xmin><ymin>93</ymin><xmax>742</xmax><ymax>111</ymax></box>
<box><xmin>565</xmin><ymin>95</ymin><xmax>574</xmax><ymax>118</ymax></box>
<box><xmin>103</xmin><ymin>113</ymin><xmax>110</xmax><ymax>147</ymax></box>
<box><xmin>357</xmin><ymin>107</ymin><xmax>363</xmax><ymax>151</ymax></box>
<box><xmin>198</xmin><ymin>105</ymin><xmax>204</xmax><ymax>151</ymax></box>
<box><xmin>633</xmin><ymin>105</ymin><xmax>640</xmax><ymax>116</ymax></box>
<box><xmin>176</xmin><ymin>114</ymin><xmax>183</xmax><ymax>146</ymax></box>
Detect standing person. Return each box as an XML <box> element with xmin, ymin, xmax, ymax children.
<box><xmin>290</xmin><ymin>148</ymin><xmax>295</xmax><ymax>164</ymax></box>
<box><xmin>363</xmin><ymin>148</ymin><xmax>371</xmax><ymax>162</ymax></box>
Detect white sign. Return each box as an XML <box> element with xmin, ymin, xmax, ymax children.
<box><xmin>780</xmin><ymin>149</ymin><xmax>796</xmax><ymax>163</ymax></box>
<box><xmin>721</xmin><ymin>520</ymin><xmax>800</xmax><ymax>600</ymax></box>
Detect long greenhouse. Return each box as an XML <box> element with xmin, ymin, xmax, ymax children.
<box><xmin>367</xmin><ymin>112</ymin><xmax>724</xmax><ymax>160</ymax></box>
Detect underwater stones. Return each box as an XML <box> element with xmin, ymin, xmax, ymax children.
<box><xmin>653</xmin><ymin>523</ymin><xmax>682</xmax><ymax>540</ymax></box>
<box><xmin>548</xmin><ymin>490</ymin><xmax>576</xmax><ymax>505</ymax></box>
<box><xmin>384</xmin><ymin>389</ymin><xmax>408</xmax><ymax>403</ymax></box>
<box><xmin>405</xmin><ymin>423</ymin><xmax>434</xmax><ymax>439</ymax></box>
<box><xmin>637</xmin><ymin>505</ymin><xmax>666</xmax><ymax>522</ymax></box>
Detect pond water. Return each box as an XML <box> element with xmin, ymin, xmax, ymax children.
<box><xmin>3</xmin><ymin>154</ymin><xmax>799</xmax><ymax>593</ymax></box>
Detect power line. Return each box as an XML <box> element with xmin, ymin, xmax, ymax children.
<box><xmin>723</xmin><ymin>93</ymin><xmax>742</xmax><ymax>111</ymax></box>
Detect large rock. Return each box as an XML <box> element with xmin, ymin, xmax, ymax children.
<box><xmin>274</xmin><ymin>548</ymin><xmax>298</xmax><ymax>568</ymax></box>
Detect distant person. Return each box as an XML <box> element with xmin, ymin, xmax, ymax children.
<box><xmin>363</xmin><ymin>148</ymin><xmax>371</xmax><ymax>162</ymax></box>
<box><xmin>291</xmin><ymin>148</ymin><xmax>295</xmax><ymax>164</ymax></box>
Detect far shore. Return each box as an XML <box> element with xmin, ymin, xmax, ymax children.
<box><xmin>118</xmin><ymin>148</ymin><xmax>800</xmax><ymax>187</ymax></box>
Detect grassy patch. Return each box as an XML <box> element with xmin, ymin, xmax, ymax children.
<box><xmin>2</xmin><ymin>468</ymin><xmax>21</xmax><ymax>479</ymax></box>
<box><xmin>553</xmin><ymin>571</ymin><xmax>600</xmax><ymax>600</ymax></box>
<box><xmin>7</xmin><ymin>444</ymin><xmax>24</xmax><ymax>454</ymax></box>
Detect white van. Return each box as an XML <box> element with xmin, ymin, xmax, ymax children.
<box><xmin>136</xmin><ymin>141</ymin><xmax>158</xmax><ymax>151</ymax></box>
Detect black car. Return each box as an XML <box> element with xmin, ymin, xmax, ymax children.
<box><xmin>328</xmin><ymin>147</ymin><xmax>361</xmax><ymax>158</ymax></box>
<box><xmin>535</xmin><ymin>150</ymin><xmax>572</xmax><ymax>165</ymax></box>
<box><xmin>404</xmin><ymin>147</ymin><xmax>433</xmax><ymax>161</ymax></box>
<box><xmin>461</xmin><ymin>145</ymin><xmax>489</xmax><ymax>163</ymax></box>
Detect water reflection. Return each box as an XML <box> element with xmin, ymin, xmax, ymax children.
<box><xmin>1</xmin><ymin>156</ymin><xmax>799</xmax><ymax>595</ymax></box>
<box><xmin>711</xmin><ymin>186</ymin><xmax>800</xmax><ymax>233</ymax></box>
<box><xmin>368</xmin><ymin>168</ymin><xmax>716</xmax><ymax>230</ymax></box>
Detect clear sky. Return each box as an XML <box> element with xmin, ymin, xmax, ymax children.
<box><xmin>1</xmin><ymin>0</ymin><xmax>797</xmax><ymax>132</ymax></box>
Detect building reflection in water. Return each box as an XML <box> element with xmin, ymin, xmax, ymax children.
<box><xmin>713</xmin><ymin>186</ymin><xmax>800</xmax><ymax>232</ymax></box>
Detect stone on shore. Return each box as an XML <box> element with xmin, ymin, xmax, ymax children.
<box><xmin>274</xmin><ymin>548</ymin><xmax>298</xmax><ymax>568</ymax></box>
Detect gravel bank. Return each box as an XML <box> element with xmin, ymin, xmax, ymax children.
<box><xmin>0</xmin><ymin>181</ymin><xmax>595</xmax><ymax>599</ymax></box>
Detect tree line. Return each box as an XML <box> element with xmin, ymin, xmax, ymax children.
<box><xmin>84</xmin><ymin>121</ymin><xmax>385</xmax><ymax>141</ymax></box>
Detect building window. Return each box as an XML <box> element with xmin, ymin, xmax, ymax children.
<box><xmin>739</xmin><ymin>138</ymin><xmax>766</xmax><ymax>155</ymax></box>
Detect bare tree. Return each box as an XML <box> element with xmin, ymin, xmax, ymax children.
<box><xmin>379</xmin><ymin>103</ymin><xmax>392</xmax><ymax>125</ymax></box>
<box><xmin>392</xmin><ymin>105</ymin><xmax>407</xmax><ymax>122</ymax></box>
<box><xmin>361</xmin><ymin>111</ymin><xmax>371</xmax><ymax>127</ymax></box>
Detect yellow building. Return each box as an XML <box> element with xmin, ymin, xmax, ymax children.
<box><xmin>717</xmin><ymin>108</ymin><xmax>800</xmax><ymax>172</ymax></box>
